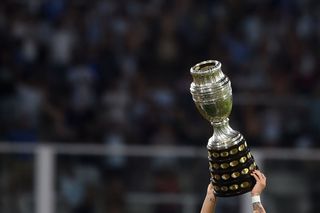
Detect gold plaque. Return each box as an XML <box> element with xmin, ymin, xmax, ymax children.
<box><xmin>231</xmin><ymin>172</ymin><xmax>240</xmax><ymax>178</ymax></box>
<box><xmin>214</xmin><ymin>175</ymin><xmax>221</xmax><ymax>180</ymax></box>
<box><xmin>241</xmin><ymin>168</ymin><xmax>249</xmax><ymax>175</ymax></box>
<box><xmin>213</xmin><ymin>185</ymin><xmax>220</xmax><ymax>191</ymax></box>
<box><xmin>212</xmin><ymin>152</ymin><xmax>220</xmax><ymax>158</ymax></box>
<box><xmin>230</xmin><ymin>160</ymin><xmax>239</xmax><ymax>167</ymax></box>
<box><xmin>230</xmin><ymin>148</ymin><xmax>238</xmax><ymax>155</ymax></box>
<box><xmin>220</xmin><ymin>151</ymin><xmax>229</xmax><ymax>157</ymax></box>
<box><xmin>213</xmin><ymin>163</ymin><xmax>220</xmax><ymax>169</ymax></box>
<box><xmin>249</xmin><ymin>163</ymin><xmax>255</xmax><ymax>171</ymax></box>
<box><xmin>229</xmin><ymin>184</ymin><xmax>239</xmax><ymax>191</ymax></box>
<box><xmin>240</xmin><ymin>181</ymin><xmax>250</xmax><ymax>188</ymax></box>
<box><xmin>222</xmin><ymin>174</ymin><xmax>230</xmax><ymax>180</ymax></box>
<box><xmin>221</xmin><ymin>163</ymin><xmax>229</xmax><ymax>169</ymax></box>
<box><xmin>239</xmin><ymin>156</ymin><xmax>247</xmax><ymax>163</ymax></box>
<box><xmin>238</xmin><ymin>144</ymin><xmax>245</xmax><ymax>151</ymax></box>
<box><xmin>221</xmin><ymin>186</ymin><xmax>228</xmax><ymax>192</ymax></box>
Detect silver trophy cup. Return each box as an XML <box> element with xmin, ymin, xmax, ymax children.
<box><xmin>190</xmin><ymin>60</ymin><xmax>258</xmax><ymax>197</ymax></box>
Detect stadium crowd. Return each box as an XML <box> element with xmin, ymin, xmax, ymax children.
<box><xmin>1</xmin><ymin>0</ymin><xmax>320</xmax><ymax>147</ymax></box>
<box><xmin>1</xmin><ymin>0</ymin><xmax>320</xmax><ymax>212</ymax></box>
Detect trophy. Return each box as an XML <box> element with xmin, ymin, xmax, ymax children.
<box><xmin>190</xmin><ymin>60</ymin><xmax>258</xmax><ymax>197</ymax></box>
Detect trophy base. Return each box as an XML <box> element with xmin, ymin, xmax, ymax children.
<box><xmin>207</xmin><ymin>139</ymin><xmax>258</xmax><ymax>197</ymax></box>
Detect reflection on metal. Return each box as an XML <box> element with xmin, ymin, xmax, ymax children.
<box><xmin>221</xmin><ymin>186</ymin><xmax>228</xmax><ymax>192</ymax></box>
<box><xmin>230</xmin><ymin>160</ymin><xmax>239</xmax><ymax>167</ymax></box>
<box><xmin>212</xmin><ymin>152</ymin><xmax>220</xmax><ymax>158</ymax></box>
<box><xmin>231</xmin><ymin>172</ymin><xmax>241</xmax><ymax>178</ymax></box>
<box><xmin>230</xmin><ymin>148</ymin><xmax>238</xmax><ymax>155</ymax></box>
<box><xmin>221</xmin><ymin>151</ymin><xmax>229</xmax><ymax>157</ymax></box>
<box><xmin>238</xmin><ymin>144</ymin><xmax>245</xmax><ymax>151</ymax></box>
<box><xmin>240</xmin><ymin>182</ymin><xmax>250</xmax><ymax>188</ymax></box>
<box><xmin>221</xmin><ymin>163</ymin><xmax>229</xmax><ymax>169</ymax></box>
<box><xmin>214</xmin><ymin>175</ymin><xmax>221</xmax><ymax>180</ymax></box>
<box><xmin>247</xmin><ymin>153</ymin><xmax>252</xmax><ymax>158</ymax></box>
<box><xmin>213</xmin><ymin>185</ymin><xmax>220</xmax><ymax>191</ymax></box>
<box><xmin>222</xmin><ymin>174</ymin><xmax>230</xmax><ymax>180</ymax></box>
<box><xmin>240</xmin><ymin>156</ymin><xmax>247</xmax><ymax>163</ymax></box>
<box><xmin>230</xmin><ymin>184</ymin><xmax>239</xmax><ymax>191</ymax></box>
<box><xmin>213</xmin><ymin>163</ymin><xmax>220</xmax><ymax>169</ymax></box>
<box><xmin>241</xmin><ymin>168</ymin><xmax>249</xmax><ymax>175</ymax></box>
<box><xmin>249</xmin><ymin>164</ymin><xmax>255</xmax><ymax>171</ymax></box>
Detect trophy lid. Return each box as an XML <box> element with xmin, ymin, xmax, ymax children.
<box><xmin>190</xmin><ymin>60</ymin><xmax>225</xmax><ymax>85</ymax></box>
<box><xmin>190</xmin><ymin>60</ymin><xmax>221</xmax><ymax>75</ymax></box>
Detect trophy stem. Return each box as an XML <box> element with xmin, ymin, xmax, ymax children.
<box><xmin>211</xmin><ymin>118</ymin><xmax>229</xmax><ymax>128</ymax></box>
<box><xmin>208</xmin><ymin>118</ymin><xmax>241</xmax><ymax>150</ymax></box>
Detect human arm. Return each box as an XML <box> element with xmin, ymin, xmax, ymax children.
<box><xmin>200</xmin><ymin>183</ymin><xmax>217</xmax><ymax>213</ymax></box>
<box><xmin>251</xmin><ymin>170</ymin><xmax>267</xmax><ymax>213</ymax></box>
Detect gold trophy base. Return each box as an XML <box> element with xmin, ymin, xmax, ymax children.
<box><xmin>208</xmin><ymin>139</ymin><xmax>258</xmax><ymax>197</ymax></box>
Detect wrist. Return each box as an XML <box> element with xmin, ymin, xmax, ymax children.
<box><xmin>251</xmin><ymin>192</ymin><xmax>261</xmax><ymax>196</ymax></box>
<box><xmin>205</xmin><ymin>194</ymin><xmax>216</xmax><ymax>202</ymax></box>
<box><xmin>251</xmin><ymin>195</ymin><xmax>261</xmax><ymax>204</ymax></box>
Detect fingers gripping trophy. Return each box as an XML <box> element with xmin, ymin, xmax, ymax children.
<box><xmin>190</xmin><ymin>60</ymin><xmax>258</xmax><ymax>197</ymax></box>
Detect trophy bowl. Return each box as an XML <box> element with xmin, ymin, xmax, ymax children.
<box><xmin>190</xmin><ymin>60</ymin><xmax>258</xmax><ymax>197</ymax></box>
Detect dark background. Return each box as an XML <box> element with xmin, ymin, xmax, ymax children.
<box><xmin>1</xmin><ymin>0</ymin><xmax>320</xmax><ymax>148</ymax></box>
<box><xmin>0</xmin><ymin>0</ymin><xmax>320</xmax><ymax>212</ymax></box>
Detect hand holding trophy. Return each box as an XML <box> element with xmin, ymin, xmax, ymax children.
<box><xmin>190</xmin><ymin>60</ymin><xmax>258</xmax><ymax>197</ymax></box>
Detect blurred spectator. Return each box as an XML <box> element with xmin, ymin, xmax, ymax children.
<box><xmin>59</xmin><ymin>164</ymin><xmax>101</xmax><ymax>212</ymax></box>
<box><xmin>153</xmin><ymin>168</ymin><xmax>181</xmax><ymax>213</ymax></box>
